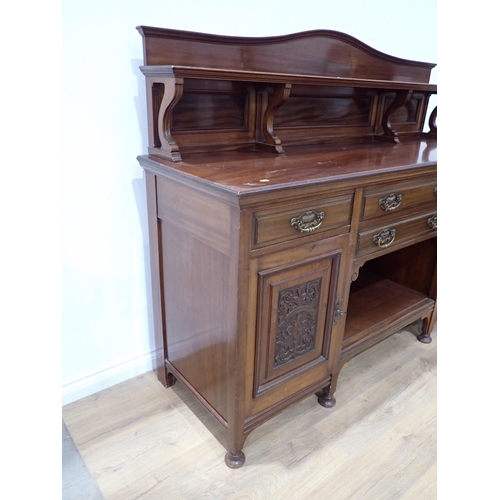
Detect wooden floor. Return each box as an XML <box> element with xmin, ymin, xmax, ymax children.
<box><xmin>62</xmin><ymin>323</ymin><xmax>437</xmax><ymax>499</ymax></box>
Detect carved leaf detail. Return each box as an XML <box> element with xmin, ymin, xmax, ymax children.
<box><xmin>274</xmin><ymin>278</ymin><xmax>321</xmax><ymax>367</ymax></box>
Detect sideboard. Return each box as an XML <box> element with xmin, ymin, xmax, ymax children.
<box><xmin>136</xmin><ymin>26</ymin><xmax>437</xmax><ymax>468</ymax></box>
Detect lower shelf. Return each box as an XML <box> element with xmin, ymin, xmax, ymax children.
<box><xmin>342</xmin><ymin>278</ymin><xmax>434</xmax><ymax>359</ymax></box>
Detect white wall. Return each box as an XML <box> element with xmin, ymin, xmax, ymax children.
<box><xmin>62</xmin><ymin>0</ymin><xmax>437</xmax><ymax>405</ymax></box>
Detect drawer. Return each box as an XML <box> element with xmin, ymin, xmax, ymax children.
<box><xmin>356</xmin><ymin>210</ymin><xmax>437</xmax><ymax>258</ymax></box>
<box><xmin>362</xmin><ymin>177</ymin><xmax>437</xmax><ymax>220</ymax></box>
<box><xmin>253</xmin><ymin>194</ymin><xmax>353</xmax><ymax>248</ymax></box>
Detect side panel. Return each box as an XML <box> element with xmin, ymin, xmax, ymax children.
<box><xmin>144</xmin><ymin>172</ymin><xmax>167</xmax><ymax>385</ymax></box>
<box><xmin>157</xmin><ymin>176</ymin><xmax>239</xmax><ymax>422</ymax></box>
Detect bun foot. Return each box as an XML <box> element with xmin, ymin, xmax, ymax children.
<box><xmin>225</xmin><ymin>451</ymin><xmax>245</xmax><ymax>468</ymax></box>
<box><xmin>318</xmin><ymin>394</ymin><xmax>336</xmax><ymax>408</ymax></box>
<box><xmin>417</xmin><ymin>334</ymin><xmax>432</xmax><ymax>344</ymax></box>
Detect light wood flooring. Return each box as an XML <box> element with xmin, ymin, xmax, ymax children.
<box><xmin>62</xmin><ymin>323</ymin><xmax>437</xmax><ymax>499</ymax></box>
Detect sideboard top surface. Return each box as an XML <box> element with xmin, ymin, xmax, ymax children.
<box><xmin>138</xmin><ymin>137</ymin><xmax>436</xmax><ymax>197</ymax></box>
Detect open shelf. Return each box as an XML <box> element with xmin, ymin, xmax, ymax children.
<box><xmin>140</xmin><ymin>65</ymin><xmax>437</xmax><ymax>92</ymax></box>
<box><xmin>342</xmin><ymin>278</ymin><xmax>434</xmax><ymax>360</ymax></box>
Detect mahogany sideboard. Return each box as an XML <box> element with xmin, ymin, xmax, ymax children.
<box><xmin>136</xmin><ymin>26</ymin><xmax>437</xmax><ymax>468</ymax></box>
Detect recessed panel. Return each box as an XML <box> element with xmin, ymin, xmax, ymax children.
<box><xmin>254</xmin><ymin>256</ymin><xmax>340</xmax><ymax>397</ymax></box>
<box><xmin>173</xmin><ymin>92</ymin><xmax>248</xmax><ymax>131</ymax></box>
<box><xmin>273</xmin><ymin>277</ymin><xmax>322</xmax><ymax>367</ymax></box>
<box><xmin>275</xmin><ymin>96</ymin><xmax>372</xmax><ymax>128</ymax></box>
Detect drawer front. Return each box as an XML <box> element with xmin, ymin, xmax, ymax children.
<box><xmin>253</xmin><ymin>194</ymin><xmax>353</xmax><ymax>248</ymax></box>
<box><xmin>362</xmin><ymin>177</ymin><xmax>437</xmax><ymax>220</ymax></box>
<box><xmin>357</xmin><ymin>210</ymin><xmax>437</xmax><ymax>258</ymax></box>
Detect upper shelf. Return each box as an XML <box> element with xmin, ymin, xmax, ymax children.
<box><xmin>136</xmin><ymin>27</ymin><xmax>437</xmax><ymax>162</ymax></box>
<box><xmin>140</xmin><ymin>65</ymin><xmax>437</xmax><ymax>93</ymax></box>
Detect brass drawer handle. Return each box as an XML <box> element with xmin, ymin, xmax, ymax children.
<box><xmin>378</xmin><ymin>193</ymin><xmax>402</xmax><ymax>211</ymax></box>
<box><xmin>290</xmin><ymin>210</ymin><xmax>325</xmax><ymax>233</ymax></box>
<box><xmin>428</xmin><ymin>214</ymin><xmax>437</xmax><ymax>230</ymax></box>
<box><xmin>373</xmin><ymin>228</ymin><xmax>396</xmax><ymax>248</ymax></box>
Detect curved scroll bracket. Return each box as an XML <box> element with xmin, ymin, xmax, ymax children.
<box><xmin>255</xmin><ymin>83</ymin><xmax>291</xmax><ymax>154</ymax></box>
<box><xmin>427</xmin><ymin>106</ymin><xmax>437</xmax><ymax>136</ymax></box>
<box><xmin>375</xmin><ymin>89</ymin><xmax>413</xmax><ymax>144</ymax></box>
<box><xmin>351</xmin><ymin>261</ymin><xmax>365</xmax><ymax>282</ymax></box>
<box><xmin>146</xmin><ymin>76</ymin><xmax>184</xmax><ymax>162</ymax></box>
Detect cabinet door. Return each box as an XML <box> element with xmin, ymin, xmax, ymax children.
<box><xmin>249</xmin><ymin>234</ymin><xmax>349</xmax><ymax>414</ymax></box>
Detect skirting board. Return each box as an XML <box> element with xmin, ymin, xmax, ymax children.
<box><xmin>62</xmin><ymin>349</ymin><xmax>160</xmax><ymax>406</ymax></box>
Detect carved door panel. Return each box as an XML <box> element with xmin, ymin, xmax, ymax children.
<box><xmin>251</xmin><ymin>234</ymin><xmax>349</xmax><ymax>411</ymax></box>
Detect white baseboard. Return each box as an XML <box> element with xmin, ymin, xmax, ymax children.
<box><xmin>62</xmin><ymin>349</ymin><xmax>160</xmax><ymax>406</ymax></box>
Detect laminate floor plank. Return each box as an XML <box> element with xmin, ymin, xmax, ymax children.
<box><xmin>322</xmin><ymin>398</ymin><xmax>436</xmax><ymax>499</ymax></box>
<box><xmin>222</xmin><ymin>342</ymin><xmax>436</xmax><ymax>498</ymax></box>
<box><xmin>314</xmin><ymin>346</ymin><xmax>436</xmax><ymax>453</ymax></box>
<box><xmin>63</xmin><ymin>374</ymin><xmax>175</xmax><ymax>447</ymax></box>
<box><xmin>62</xmin><ymin>324</ymin><xmax>437</xmax><ymax>500</ymax></box>
<box><xmin>336</xmin><ymin>325</ymin><xmax>431</xmax><ymax>399</ymax></box>
<box><xmin>62</xmin><ymin>421</ymin><xmax>104</xmax><ymax>500</ymax></box>
<box><xmin>400</xmin><ymin>462</ymin><xmax>437</xmax><ymax>499</ymax></box>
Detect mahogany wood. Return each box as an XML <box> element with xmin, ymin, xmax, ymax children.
<box><xmin>137</xmin><ymin>27</ymin><xmax>435</xmax><ymax>82</ymax></box>
<box><xmin>144</xmin><ymin>171</ymin><xmax>167</xmax><ymax>386</ymax></box>
<box><xmin>137</xmin><ymin>27</ymin><xmax>437</xmax><ymax>468</ymax></box>
<box><xmin>138</xmin><ymin>27</ymin><xmax>436</xmax><ymax>161</ymax></box>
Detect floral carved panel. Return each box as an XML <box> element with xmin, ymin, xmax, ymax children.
<box><xmin>274</xmin><ymin>278</ymin><xmax>322</xmax><ymax>367</ymax></box>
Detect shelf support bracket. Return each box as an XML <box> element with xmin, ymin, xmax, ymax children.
<box><xmin>255</xmin><ymin>83</ymin><xmax>291</xmax><ymax>154</ymax></box>
<box><xmin>146</xmin><ymin>76</ymin><xmax>184</xmax><ymax>162</ymax></box>
<box><xmin>375</xmin><ymin>89</ymin><xmax>413</xmax><ymax>143</ymax></box>
<box><xmin>427</xmin><ymin>105</ymin><xmax>437</xmax><ymax>136</ymax></box>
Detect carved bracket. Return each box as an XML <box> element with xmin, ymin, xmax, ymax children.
<box><xmin>351</xmin><ymin>261</ymin><xmax>365</xmax><ymax>282</ymax></box>
<box><xmin>146</xmin><ymin>76</ymin><xmax>184</xmax><ymax>162</ymax></box>
<box><xmin>375</xmin><ymin>89</ymin><xmax>413</xmax><ymax>143</ymax></box>
<box><xmin>255</xmin><ymin>83</ymin><xmax>292</xmax><ymax>154</ymax></box>
<box><xmin>428</xmin><ymin>106</ymin><xmax>437</xmax><ymax>135</ymax></box>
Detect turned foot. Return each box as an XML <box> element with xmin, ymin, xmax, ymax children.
<box><xmin>225</xmin><ymin>451</ymin><xmax>245</xmax><ymax>468</ymax></box>
<box><xmin>417</xmin><ymin>317</ymin><xmax>433</xmax><ymax>343</ymax></box>
<box><xmin>317</xmin><ymin>376</ymin><xmax>339</xmax><ymax>408</ymax></box>
<box><xmin>318</xmin><ymin>394</ymin><xmax>336</xmax><ymax>408</ymax></box>
<box><xmin>417</xmin><ymin>333</ymin><xmax>432</xmax><ymax>344</ymax></box>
